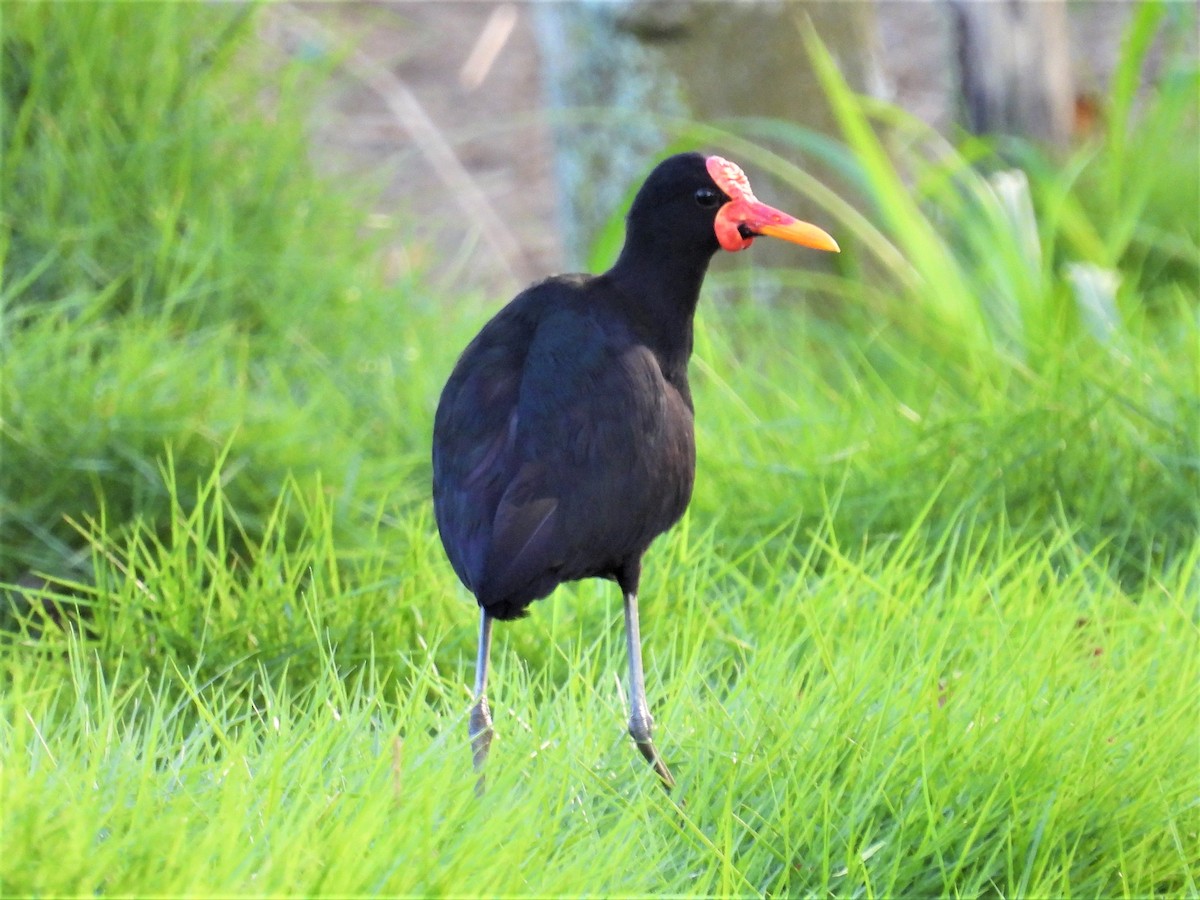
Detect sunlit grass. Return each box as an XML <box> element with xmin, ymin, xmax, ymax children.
<box><xmin>2</xmin><ymin>2</ymin><xmax>1198</xmax><ymax>896</ymax></box>
<box><xmin>3</xmin><ymin>482</ymin><xmax>1196</xmax><ymax>895</ymax></box>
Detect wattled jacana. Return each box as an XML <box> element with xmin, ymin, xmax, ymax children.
<box><xmin>433</xmin><ymin>152</ymin><xmax>838</xmax><ymax>790</ymax></box>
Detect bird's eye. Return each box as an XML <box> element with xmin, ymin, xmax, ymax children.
<box><xmin>694</xmin><ymin>187</ymin><xmax>721</xmax><ymax>209</ymax></box>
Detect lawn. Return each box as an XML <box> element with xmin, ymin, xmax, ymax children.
<box><xmin>2</xmin><ymin>4</ymin><xmax>1197</xmax><ymax>896</ymax></box>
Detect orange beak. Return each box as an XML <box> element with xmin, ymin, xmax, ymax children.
<box><xmin>706</xmin><ymin>156</ymin><xmax>840</xmax><ymax>254</ymax></box>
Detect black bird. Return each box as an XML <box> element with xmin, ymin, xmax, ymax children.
<box><xmin>432</xmin><ymin>152</ymin><xmax>838</xmax><ymax>789</ymax></box>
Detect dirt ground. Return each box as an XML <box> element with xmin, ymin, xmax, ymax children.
<box><xmin>261</xmin><ymin>2</ymin><xmax>1144</xmax><ymax>300</ymax></box>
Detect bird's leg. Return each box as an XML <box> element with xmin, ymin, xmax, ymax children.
<box><xmin>623</xmin><ymin>586</ymin><xmax>676</xmax><ymax>790</ymax></box>
<box><xmin>469</xmin><ymin>609</ymin><xmax>495</xmax><ymax>793</ymax></box>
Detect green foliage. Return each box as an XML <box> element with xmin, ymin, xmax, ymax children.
<box><xmin>3</xmin><ymin>491</ymin><xmax>1197</xmax><ymax>896</ymax></box>
<box><xmin>1</xmin><ymin>3</ymin><xmax>440</xmax><ymax>580</ymax></box>
<box><xmin>660</xmin><ymin>7</ymin><xmax>1199</xmax><ymax>587</ymax></box>
<box><xmin>2</xmin><ymin>2</ymin><xmax>1198</xmax><ymax>897</ymax></box>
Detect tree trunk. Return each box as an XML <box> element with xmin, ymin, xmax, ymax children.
<box><xmin>535</xmin><ymin>1</ymin><xmax>882</xmax><ymax>269</ymax></box>
<box><xmin>949</xmin><ymin>0</ymin><xmax>1074</xmax><ymax>147</ymax></box>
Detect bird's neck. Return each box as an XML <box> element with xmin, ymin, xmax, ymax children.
<box><xmin>607</xmin><ymin>244</ymin><xmax>713</xmax><ymax>378</ymax></box>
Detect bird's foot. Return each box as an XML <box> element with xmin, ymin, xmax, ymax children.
<box><xmin>469</xmin><ymin>697</ymin><xmax>494</xmax><ymax>796</ymax></box>
<box><xmin>636</xmin><ymin>739</ymin><xmax>676</xmax><ymax>791</ymax></box>
<box><xmin>629</xmin><ymin>713</ymin><xmax>675</xmax><ymax>791</ymax></box>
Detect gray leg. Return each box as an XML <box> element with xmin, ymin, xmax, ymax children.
<box><xmin>469</xmin><ymin>610</ymin><xmax>494</xmax><ymax>792</ymax></box>
<box><xmin>623</xmin><ymin>589</ymin><xmax>676</xmax><ymax>790</ymax></box>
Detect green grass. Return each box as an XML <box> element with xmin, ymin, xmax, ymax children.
<box><xmin>2</xmin><ymin>3</ymin><xmax>1198</xmax><ymax>896</ymax></box>
<box><xmin>4</xmin><ymin>491</ymin><xmax>1197</xmax><ymax>895</ymax></box>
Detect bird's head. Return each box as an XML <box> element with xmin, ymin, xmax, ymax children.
<box><xmin>624</xmin><ymin>152</ymin><xmax>839</xmax><ymax>258</ymax></box>
<box><xmin>704</xmin><ymin>155</ymin><xmax>840</xmax><ymax>254</ymax></box>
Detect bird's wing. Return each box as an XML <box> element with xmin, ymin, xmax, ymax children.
<box><xmin>476</xmin><ymin>306</ymin><xmax>692</xmax><ymax>611</ymax></box>
<box><xmin>435</xmin><ymin>286</ymin><xmax>692</xmax><ymax>616</ymax></box>
<box><xmin>432</xmin><ymin>297</ymin><xmax>541</xmax><ymax>594</ymax></box>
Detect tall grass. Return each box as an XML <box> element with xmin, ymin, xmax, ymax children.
<box><xmin>4</xmin><ymin>480</ymin><xmax>1196</xmax><ymax>895</ymax></box>
<box><xmin>653</xmin><ymin>6</ymin><xmax>1199</xmax><ymax>587</ymax></box>
<box><xmin>2</xmin><ymin>2</ymin><xmax>1198</xmax><ymax>896</ymax></box>
<box><xmin>1</xmin><ymin>4</ymin><xmax>444</xmax><ymax>585</ymax></box>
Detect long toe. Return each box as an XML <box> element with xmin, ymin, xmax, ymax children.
<box><xmin>630</xmin><ymin>714</ymin><xmax>675</xmax><ymax>790</ymax></box>
<box><xmin>636</xmin><ymin>738</ymin><xmax>676</xmax><ymax>790</ymax></box>
<box><xmin>469</xmin><ymin>697</ymin><xmax>494</xmax><ymax>795</ymax></box>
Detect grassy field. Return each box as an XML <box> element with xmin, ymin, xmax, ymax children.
<box><xmin>2</xmin><ymin>4</ymin><xmax>1198</xmax><ymax>896</ymax></box>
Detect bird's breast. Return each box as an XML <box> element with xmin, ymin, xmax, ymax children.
<box><xmin>608</xmin><ymin>345</ymin><xmax>697</xmax><ymax>526</ymax></box>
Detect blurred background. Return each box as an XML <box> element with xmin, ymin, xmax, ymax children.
<box><xmin>2</xmin><ymin>0</ymin><xmax>1197</xmax><ymax>645</ymax></box>
<box><xmin>280</xmin><ymin>1</ymin><xmax>1183</xmax><ymax>288</ymax></box>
